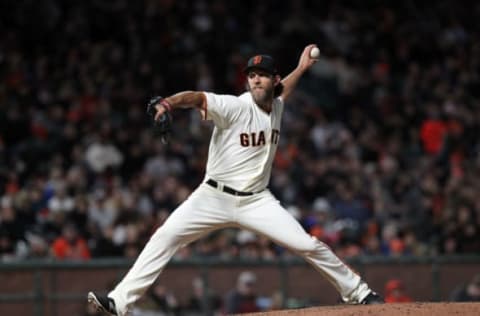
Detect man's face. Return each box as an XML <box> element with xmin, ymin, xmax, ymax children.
<box><xmin>239</xmin><ymin>280</ymin><xmax>256</xmax><ymax>295</ymax></box>
<box><xmin>247</xmin><ymin>69</ymin><xmax>277</xmax><ymax>105</ymax></box>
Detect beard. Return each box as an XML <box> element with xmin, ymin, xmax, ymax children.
<box><xmin>249</xmin><ymin>84</ymin><xmax>274</xmax><ymax>105</ymax></box>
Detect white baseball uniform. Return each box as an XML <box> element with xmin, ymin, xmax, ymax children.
<box><xmin>108</xmin><ymin>91</ymin><xmax>372</xmax><ymax>315</ymax></box>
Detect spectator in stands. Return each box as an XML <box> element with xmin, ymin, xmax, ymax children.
<box><xmin>384</xmin><ymin>279</ymin><xmax>413</xmax><ymax>303</ymax></box>
<box><xmin>1</xmin><ymin>0</ymin><xmax>480</xmax><ymax>262</ymax></box>
<box><xmin>51</xmin><ymin>222</ymin><xmax>91</xmax><ymax>260</ymax></box>
<box><xmin>134</xmin><ymin>282</ymin><xmax>181</xmax><ymax>315</ymax></box>
<box><xmin>0</xmin><ymin>229</ymin><xmax>15</xmax><ymax>261</ymax></box>
<box><xmin>24</xmin><ymin>232</ymin><xmax>50</xmax><ymax>259</ymax></box>
<box><xmin>184</xmin><ymin>276</ymin><xmax>223</xmax><ymax>316</ymax></box>
<box><xmin>449</xmin><ymin>274</ymin><xmax>480</xmax><ymax>302</ymax></box>
<box><xmin>85</xmin><ymin>131</ymin><xmax>124</xmax><ymax>174</ymax></box>
<box><xmin>224</xmin><ymin>271</ymin><xmax>260</xmax><ymax>314</ymax></box>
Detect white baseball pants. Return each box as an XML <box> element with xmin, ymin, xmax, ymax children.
<box><xmin>108</xmin><ymin>183</ymin><xmax>371</xmax><ymax>315</ymax></box>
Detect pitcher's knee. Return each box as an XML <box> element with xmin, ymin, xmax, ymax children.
<box><xmin>291</xmin><ymin>235</ymin><xmax>321</xmax><ymax>254</ymax></box>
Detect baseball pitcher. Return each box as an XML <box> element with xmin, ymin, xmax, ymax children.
<box><xmin>88</xmin><ymin>45</ymin><xmax>383</xmax><ymax>316</ymax></box>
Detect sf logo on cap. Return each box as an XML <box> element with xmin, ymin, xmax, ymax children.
<box><xmin>253</xmin><ymin>55</ymin><xmax>262</xmax><ymax>65</ymax></box>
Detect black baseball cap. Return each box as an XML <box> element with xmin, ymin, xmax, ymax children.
<box><xmin>244</xmin><ymin>54</ymin><xmax>278</xmax><ymax>75</ymax></box>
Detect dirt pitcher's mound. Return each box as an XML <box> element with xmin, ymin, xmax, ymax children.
<box><xmin>240</xmin><ymin>302</ymin><xmax>480</xmax><ymax>316</ymax></box>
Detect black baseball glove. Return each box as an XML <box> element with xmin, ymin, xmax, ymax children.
<box><xmin>146</xmin><ymin>96</ymin><xmax>172</xmax><ymax>144</ymax></box>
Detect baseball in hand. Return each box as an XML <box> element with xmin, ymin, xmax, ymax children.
<box><xmin>310</xmin><ymin>47</ymin><xmax>320</xmax><ymax>59</ymax></box>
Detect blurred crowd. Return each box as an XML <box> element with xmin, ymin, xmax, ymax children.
<box><xmin>1</xmin><ymin>0</ymin><xmax>480</xmax><ymax>264</ymax></box>
<box><xmin>84</xmin><ymin>270</ymin><xmax>311</xmax><ymax>316</ymax></box>
<box><xmin>82</xmin><ymin>271</ymin><xmax>479</xmax><ymax>315</ymax></box>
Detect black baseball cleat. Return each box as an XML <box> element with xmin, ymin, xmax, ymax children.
<box><xmin>360</xmin><ymin>291</ymin><xmax>385</xmax><ymax>304</ymax></box>
<box><xmin>87</xmin><ymin>291</ymin><xmax>118</xmax><ymax>315</ymax></box>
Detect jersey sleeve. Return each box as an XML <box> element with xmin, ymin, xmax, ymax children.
<box><xmin>201</xmin><ymin>92</ymin><xmax>246</xmax><ymax>129</ymax></box>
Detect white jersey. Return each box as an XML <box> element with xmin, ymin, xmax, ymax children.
<box><xmin>104</xmin><ymin>49</ymin><xmax>375</xmax><ymax>316</ymax></box>
<box><xmin>201</xmin><ymin>91</ymin><xmax>284</xmax><ymax>192</ymax></box>
<box><xmin>109</xmin><ymin>89</ymin><xmax>373</xmax><ymax>314</ymax></box>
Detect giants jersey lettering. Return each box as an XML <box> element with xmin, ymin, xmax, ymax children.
<box><xmin>201</xmin><ymin>92</ymin><xmax>284</xmax><ymax>192</ymax></box>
